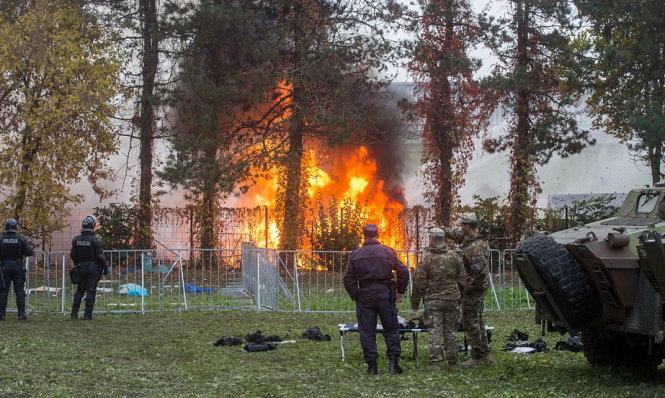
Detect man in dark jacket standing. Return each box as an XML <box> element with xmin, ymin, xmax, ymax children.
<box><xmin>0</xmin><ymin>219</ymin><xmax>34</xmax><ymax>320</ymax></box>
<box><xmin>71</xmin><ymin>216</ymin><xmax>108</xmax><ymax>320</ymax></box>
<box><xmin>343</xmin><ymin>224</ymin><xmax>410</xmax><ymax>375</ymax></box>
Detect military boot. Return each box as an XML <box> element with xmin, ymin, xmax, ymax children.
<box><xmin>429</xmin><ymin>361</ymin><xmax>441</xmax><ymax>371</ymax></box>
<box><xmin>460</xmin><ymin>357</ymin><xmax>484</xmax><ymax>367</ymax></box>
<box><xmin>483</xmin><ymin>353</ymin><xmax>494</xmax><ymax>365</ymax></box>
<box><xmin>367</xmin><ymin>360</ymin><xmax>378</xmax><ymax>375</ymax></box>
<box><xmin>447</xmin><ymin>362</ymin><xmax>459</xmax><ymax>371</ymax></box>
<box><xmin>388</xmin><ymin>356</ymin><xmax>403</xmax><ymax>374</ymax></box>
<box><xmin>70</xmin><ymin>313</ymin><xmax>78</xmax><ymax>319</ymax></box>
<box><xmin>17</xmin><ymin>314</ymin><xmax>27</xmax><ymax>321</ymax></box>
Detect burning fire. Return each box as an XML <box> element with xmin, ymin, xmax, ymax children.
<box><xmin>238</xmin><ymin>144</ymin><xmax>406</xmax><ymax>251</ymax></box>
<box><xmin>234</xmin><ymin>80</ymin><xmax>406</xmax><ymax>254</ymax></box>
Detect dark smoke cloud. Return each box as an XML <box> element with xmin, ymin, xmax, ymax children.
<box><xmin>359</xmin><ymin>83</ymin><xmax>414</xmax><ymax>207</ymax></box>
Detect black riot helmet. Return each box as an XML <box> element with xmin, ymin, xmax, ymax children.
<box><xmin>4</xmin><ymin>218</ymin><xmax>17</xmax><ymax>233</ymax></box>
<box><xmin>81</xmin><ymin>215</ymin><xmax>96</xmax><ymax>232</ymax></box>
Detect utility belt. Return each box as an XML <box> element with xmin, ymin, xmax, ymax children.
<box><xmin>1</xmin><ymin>260</ymin><xmax>22</xmax><ymax>269</ymax></box>
<box><xmin>77</xmin><ymin>261</ymin><xmax>99</xmax><ymax>269</ymax></box>
<box><xmin>359</xmin><ymin>280</ymin><xmax>390</xmax><ymax>289</ymax></box>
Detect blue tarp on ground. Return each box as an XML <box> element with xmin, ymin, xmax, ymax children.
<box><xmin>185</xmin><ymin>284</ymin><xmax>213</xmax><ymax>293</ymax></box>
<box><xmin>118</xmin><ymin>283</ymin><xmax>149</xmax><ymax>296</ymax></box>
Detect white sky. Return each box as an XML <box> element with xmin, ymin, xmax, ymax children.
<box><xmin>394</xmin><ymin>0</ymin><xmax>651</xmax><ymax>207</ymax></box>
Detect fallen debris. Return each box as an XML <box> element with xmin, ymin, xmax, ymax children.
<box><xmin>530</xmin><ymin>338</ymin><xmax>548</xmax><ymax>353</ymax></box>
<box><xmin>302</xmin><ymin>326</ymin><xmax>331</xmax><ymax>341</ymax></box>
<box><xmin>243</xmin><ymin>343</ymin><xmax>277</xmax><ymax>352</ymax></box>
<box><xmin>501</xmin><ymin>329</ymin><xmax>548</xmax><ymax>353</ymax></box>
<box><xmin>554</xmin><ymin>334</ymin><xmax>583</xmax><ymax>352</ymax></box>
<box><xmin>246</xmin><ymin>330</ymin><xmax>282</xmax><ymax>343</ymax></box>
<box><xmin>214</xmin><ymin>336</ymin><xmax>243</xmax><ymax>347</ymax></box>
<box><xmin>510</xmin><ymin>329</ymin><xmax>529</xmax><ymax>342</ymax></box>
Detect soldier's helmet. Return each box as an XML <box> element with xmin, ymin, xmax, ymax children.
<box><xmin>460</xmin><ymin>215</ymin><xmax>478</xmax><ymax>228</ymax></box>
<box><xmin>81</xmin><ymin>215</ymin><xmax>97</xmax><ymax>232</ymax></box>
<box><xmin>4</xmin><ymin>218</ymin><xmax>18</xmax><ymax>233</ymax></box>
<box><xmin>428</xmin><ymin>227</ymin><xmax>445</xmax><ymax>240</ymax></box>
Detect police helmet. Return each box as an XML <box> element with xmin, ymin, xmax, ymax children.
<box><xmin>428</xmin><ymin>227</ymin><xmax>445</xmax><ymax>240</ymax></box>
<box><xmin>82</xmin><ymin>215</ymin><xmax>96</xmax><ymax>232</ymax></box>
<box><xmin>4</xmin><ymin>218</ymin><xmax>18</xmax><ymax>233</ymax></box>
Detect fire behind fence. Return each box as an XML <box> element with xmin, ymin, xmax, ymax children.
<box><xmin>4</xmin><ymin>246</ymin><xmax>532</xmax><ymax>315</ymax></box>
<box><xmin>42</xmin><ymin>206</ymin><xmax>437</xmax><ymax>252</ymax></box>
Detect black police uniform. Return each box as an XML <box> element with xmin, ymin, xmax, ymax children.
<box><xmin>70</xmin><ymin>231</ymin><xmax>108</xmax><ymax>319</ymax></box>
<box><xmin>0</xmin><ymin>232</ymin><xmax>34</xmax><ymax>320</ymax></box>
<box><xmin>343</xmin><ymin>237</ymin><xmax>410</xmax><ymax>371</ymax></box>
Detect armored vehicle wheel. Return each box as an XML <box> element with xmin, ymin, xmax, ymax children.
<box><xmin>582</xmin><ymin>328</ymin><xmax>663</xmax><ymax>369</ymax></box>
<box><xmin>517</xmin><ymin>235</ymin><xmax>598</xmax><ymax>330</ymax></box>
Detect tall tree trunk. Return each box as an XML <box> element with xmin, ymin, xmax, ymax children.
<box><xmin>649</xmin><ymin>86</ymin><xmax>664</xmax><ymax>185</ymax></box>
<box><xmin>199</xmin><ymin>148</ymin><xmax>219</xmax><ymax>249</ymax></box>
<box><xmin>279</xmin><ymin>119</ymin><xmax>304</xmax><ymax>250</ymax></box>
<box><xmin>649</xmin><ymin>143</ymin><xmax>662</xmax><ymax>185</ymax></box>
<box><xmin>435</xmin><ymin>122</ymin><xmax>454</xmax><ymax>225</ymax></box>
<box><xmin>279</xmin><ymin>1</ymin><xmax>306</xmax><ymax>250</ymax></box>
<box><xmin>433</xmin><ymin>0</ymin><xmax>456</xmax><ymax>226</ymax></box>
<box><xmin>135</xmin><ymin>0</ymin><xmax>159</xmax><ymax>249</ymax></box>
<box><xmin>14</xmin><ymin>131</ymin><xmax>41</xmax><ymax>223</ymax></box>
<box><xmin>199</xmin><ymin>185</ymin><xmax>218</xmax><ymax>250</ymax></box>
<box><xmin>507</xmin><ymin>0</ymin><xmax>534</xmax><ymax>245</ymax></box>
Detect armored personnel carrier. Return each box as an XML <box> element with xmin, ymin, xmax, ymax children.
<box><xmin>516</xmin><ymin>186</ymin><xmax>665</xmax><ymax>368</ymax></box>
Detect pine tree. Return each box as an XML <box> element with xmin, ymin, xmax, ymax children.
<box><xmin>274</xmin><ymin>0</ymin><xmax>402</xmax><ymax>250</ymax></box>
<box><xmin>575</xmin><ymin>0</ymin><xmax>665</xmax><ymax>184</ymax></box>
<box><xmin>484</xmin><ymin>0</ymin><xmax>594</xmax><ymax>243</ymax></box>
<box><xmin>85</xmin><ymin>0</ymin><xmax>165</xmax><ymax>249</ymax></box>
<box><xmin>159</xmin><ymin>0</ymin><xmax>282</xmax><ymax>249</ymax></box>
<box><xmin>408</xmin><ymin>0</ymin><xmax>494</xmax><ymax>225</ymax></box>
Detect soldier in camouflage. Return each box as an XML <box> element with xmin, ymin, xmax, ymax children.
<box><xmin>411</xmin><ymin>228</ymin><xmax>465</xmax><ymax>370</ymax></box>
<box><xmin>442</xmin><ymin>217</ymin><xmax>493</xmax><ymax>366</ymax></box>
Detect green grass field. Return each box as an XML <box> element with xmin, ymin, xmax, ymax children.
<box><xmin>1</xmin><ymin>309</ymin><xmax>664</xmax><ymax>398</ymax></box>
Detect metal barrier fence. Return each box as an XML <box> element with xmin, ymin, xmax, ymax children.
<box><xmin>2</xmin><ymin>247</ymin><xmax>532</xmax><ymax>315</ymax></box>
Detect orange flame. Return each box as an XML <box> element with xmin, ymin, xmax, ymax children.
<box><xmin>235</xmin><ymin>81</ymin><xmax>406</xmax><ymax>254</ymax></box>
<box><xmin>238</xmin><ymin>145</ymin><xmax>405</xmax><ymax>251</ymax></box>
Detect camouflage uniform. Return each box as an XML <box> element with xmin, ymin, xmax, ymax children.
<box><xmin>411</xmin><ymin>243</ymin><xmax>465</xmax><ymax>366</ymax></box>
<box><xmin>445</xmin><ymin>228</ymin><xmax>491</xmax><ymax>361</ymax></box>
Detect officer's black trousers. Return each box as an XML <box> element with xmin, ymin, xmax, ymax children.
<box><xmin>0</xmin><ymin>263</ymin><xmax>26</xmax><ymax>317</ymax></box>
<box><xmin>72</xmin><ymin>263</ymin><xmax>100</xmax><ymax>316</ymax></box>
<box><xmin>356</xmin><ymin>294</ymin><xmax>401</xmax><ymax>361</ymax></box>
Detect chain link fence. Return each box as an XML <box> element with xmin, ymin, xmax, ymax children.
<box><xmin>2</xmin><ymin>246</ymin><xmax>532</xmax><ymax>315</ymax></box>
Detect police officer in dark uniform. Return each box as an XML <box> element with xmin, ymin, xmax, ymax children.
<box><xmin>0</xmin><ymin>218</ymin><xmax>34</xmax><ymax>320</ymax></box>
<box><xmin>343</xmin><ymin>224</ymin><xmax>410</xmax><ymax>375</ymax></box>
<box><xmin>70</xmin><ymin>216</ymin><xmax>108</xmax><ymax>320</ymax></box>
